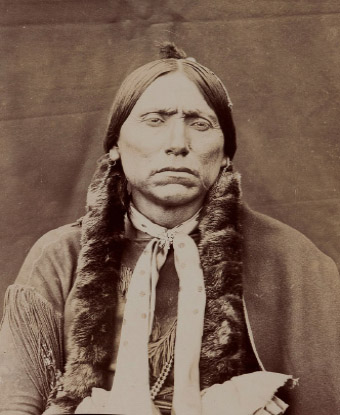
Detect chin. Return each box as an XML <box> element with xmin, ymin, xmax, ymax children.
<box><xmin>151</xmin><ymin>184</ymin><xmax>202</xmax><ymax>207</ymax></box>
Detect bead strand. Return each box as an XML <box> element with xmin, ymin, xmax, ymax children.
<box><xmin>150</xmin><ymin>355</ymin><xmax>174</xmax><ymax>400</ymax></box>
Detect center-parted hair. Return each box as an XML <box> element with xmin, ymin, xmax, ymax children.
<box><xmin>104</xmin><ymin>43</ymin><xmax>237</xmax><ymax>160</ymax></box>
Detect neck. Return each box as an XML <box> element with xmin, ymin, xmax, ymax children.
<box><xmin>131</xmin><ymin>196</ymin><xmax>204</xmax><ymax>228</ymax></box>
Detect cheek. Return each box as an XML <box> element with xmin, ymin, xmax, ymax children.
<box><xmin>196</xmin><ymin>137</ymin><xmax>225</xmax><ymax>166</ymax></box>
<box><xmin>118</xmin><ymin>122</ymin><xmax>164</xmax><ymax>158</ymax></box>
<box><xmin>195</xmin><ymin>139</ymin><xmax>225</xmax><ymax>185</ymax></box>
<box><xmin>118</xmin><ymin>132</ymin><xmax>158</xmax><ymax>182</ymax></box>
<box><xmin>203</xmin><ymin>146</ymin><xmax>224</xmax><ymax>163</ymax></box>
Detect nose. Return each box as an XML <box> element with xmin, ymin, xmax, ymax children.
<box><xmin>165</xmin><ymin>117</ymin><xmax>189</xmax><ymax>156</ymax></box>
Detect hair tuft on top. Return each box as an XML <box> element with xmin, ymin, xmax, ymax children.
<box><xmin>158</xmin><ymin>41</ymin><xmax>187</xmax><ymax>59</ymax></box>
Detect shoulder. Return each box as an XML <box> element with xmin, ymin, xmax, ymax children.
<box><xmin>13</xmin><ymin>221</ymin><xmax>82</xmax><ymax>312</ymax></box>
<box><xmin>240</xmin><ymin>203</ymin><xmax>333</xmax><ymax>266</ymax></box>
<box><xmin>239</xmin><ymin>208</ymin><xmax>340</xmax><ymax>413</ymax></box>
<box><xmin>19</xmin><ymin>221</ymin><xmax>82</xmax><ymax>277</ymax></box>
<box><xmin>240</xmin><ymin>203</ymin><xmax>339</xmax><ymax>294</ymax></box>
<box><xmin>31</xmin><ymin>221</ymin><xmax>82</xmax><ymax>252</ymax></box>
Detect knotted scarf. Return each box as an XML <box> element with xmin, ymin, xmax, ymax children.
<box><xmin>77</xmin><ymin>204</ymin><xmax>206</xmax><ymax>414</ymax></box>
<box><xmin>70</xmin><ymin>174</ymin><xmax>293</xmax><ymax>415</ymax></box>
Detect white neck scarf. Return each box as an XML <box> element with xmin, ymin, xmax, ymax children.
<box><xmin>74</xmin><ymin>204</ymin><xmax>293</xmax><ymax>415</ymax></box>
<box><xmin>106</xmin><ymin>204</ymin><xmax>206</xmax><ymax>415</ymax></box>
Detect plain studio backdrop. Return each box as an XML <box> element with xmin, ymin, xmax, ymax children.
<box><xmin>1</xmin><ymin>0</ymin><xmax>340</xmax><ymax>316</ymax></box>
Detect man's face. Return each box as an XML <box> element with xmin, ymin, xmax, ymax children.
<box><xmin>117</xmin><ymin>71</ymin><xmax>227</xmax><ymax>208</ymax></box>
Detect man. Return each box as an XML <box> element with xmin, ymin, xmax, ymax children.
<box><xmin>0</xmin><ymin>43</ymin><xmax>339</xmax><ymax>415</ymax></box>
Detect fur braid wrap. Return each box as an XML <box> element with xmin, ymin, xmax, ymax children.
<box><xmin>198</xmin><ymin>167</ymin><xmax>247</xmax><ymax>388</ymax></box>
<box><xmin>50</xmin><ymin>154</ymin><xmax>126</xmax><ymax>411</ymax></box>
<box><xmin>48</xmin><ymin>159</ymin><xmax>249</xmax><ymax>412</ymax></box>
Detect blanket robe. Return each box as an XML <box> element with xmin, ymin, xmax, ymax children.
<box><xmin>0</xmin><ymin>204</ymin><xmax>339</xmax><ymax>414</ymax></box>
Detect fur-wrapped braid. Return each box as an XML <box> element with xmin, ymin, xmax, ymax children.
<box><xmin>51</xmin><ymin>155</ymin><xmax>126</xmax><ymax>411</ymax></box>
<box><xmin>48</xmin><ymin>161</ymin><xmax>249</xmax><ymax>411</ymax></box>
<box><xmin>198</xmin><ymin>167</ymin><xmax>248</xmax><ymax>389</ymax></box>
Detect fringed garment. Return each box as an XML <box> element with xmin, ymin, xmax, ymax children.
<box><xmin>48</xmin><ymin>155</ymin><xmax>257</xmax><ymax>412</ymax></box>
<box><xmin>1</xmin><ymin>154</ymin><xmax>340</xmax><ymax>415</ymax></box>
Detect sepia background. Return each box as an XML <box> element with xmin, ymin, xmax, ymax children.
<box><xmin>1</xmin><ymin>0</ymin><xmax>340</xmax><ymax>315</ymax></box>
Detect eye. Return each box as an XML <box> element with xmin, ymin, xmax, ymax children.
<box><xmin>142</xmin><ymin>114</ymin><xmax>164</xmax><ymax>127</ymax></box>
<box><xmin>190</xmin><ymin>119</ymin><xmax>212</xmax><ymax>131</ymax></box>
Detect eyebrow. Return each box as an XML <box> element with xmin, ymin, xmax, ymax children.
<box><xmin>139</xmin><ymin>108</ymin><xmax>218</xmax><ymax>124</ymax></box>
<box><xmin>184</xmin><ymin>110</ymin><xmax>218</xmax><ymax>124</ymax></box>
<box><xmin>140</xmin><ymin>109</ymin><xmax>177</xmax><ymax>117</ymax></box>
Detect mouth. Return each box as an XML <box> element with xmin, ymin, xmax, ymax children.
<box><xmin>154</xmin><ymin>167</ymin><xmax>198</xmax><ymax>177</ymax></box>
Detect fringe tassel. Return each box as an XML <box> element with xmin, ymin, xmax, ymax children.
<box><xmin>149</xmin><ymin>318</ymin><xmax>177</xmax><ymax>378</ymax></box>
<box><xmin>3</xmin><ymin>284</ymin><xmax>64</xmax><ymax>405</ymax></box>
<box><xmin>118</xmin><ymin>266</ymin><xmax>133</xmax><ymax>297</ymax></box>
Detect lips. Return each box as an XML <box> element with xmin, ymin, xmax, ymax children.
<box><xmin>155</xmin><ymin>167</ymin><xmax>198</xmax><ymax>176</ymax></box>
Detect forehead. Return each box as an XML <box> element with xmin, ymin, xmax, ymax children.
<box><xmin>130</xmin><ymin>71</ymin><xmax>216</xmax><ymax>117</ymax></box>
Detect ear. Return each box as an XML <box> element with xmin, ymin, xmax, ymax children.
<box><xmin>109</xmin><ymin>146</ymin><xmax>120</xmax><ymax>161</ymax></box>
<box><xmin>221</xmin><ymin>156</ymin><xmax>229</xmax><ymax>168</ymax></box>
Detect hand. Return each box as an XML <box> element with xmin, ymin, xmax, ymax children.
<box><xmin>254</xmin><ymin>395</ymin><xmax>288</xmax><ymax>415</ymax></box>
<box><xmin>201</xmin><ymin>371</ymin><xmax>292</xmax><ymax>415</ymax></box>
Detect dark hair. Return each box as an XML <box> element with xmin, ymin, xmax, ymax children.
<box><xmin>104</xmin><ymin>44</ymin><xmax>237</xmax><ymax>160</ymax></box>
